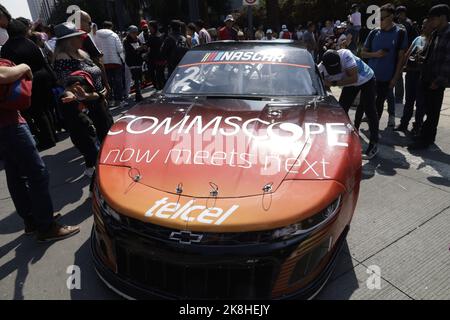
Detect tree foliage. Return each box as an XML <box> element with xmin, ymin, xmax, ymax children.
<box><xmin>49</xmin><ymin>0</ymin><xmax>440</xmax><ymax>30</ymax></box>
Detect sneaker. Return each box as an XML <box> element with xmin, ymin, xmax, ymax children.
<box><xmin>363</xmin><ymin>143</ymin><xmax>379</xmax><ymax>160</ymax></box>
<box><xmin>394</xmin><ymin>124</ymin><xmax>408</xmax><ymax>133</ymax></box>
<box><xmin>388</xmin><ymin>115</ymin><xmax>396</xmax><ymax>128</ymax></box>
<box><xmin>84</xmin><ymin>167</ymin><xmax>95</xmax><ymax>178</ymax></box>
<box><xmin>36</xmin><ymin>223</ymin><xmax>80</xmax><ymax>243</ymax></box>
<box><xmin>24</xmin><ymin>214</ymin><xmax>63</xmax><ymax>235</ymax></box>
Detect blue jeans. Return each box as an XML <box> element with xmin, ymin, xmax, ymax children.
<box><xmin>0</xmin><ymin>124</ymin><xmax>54</xmax><ymax>232</ymax></box>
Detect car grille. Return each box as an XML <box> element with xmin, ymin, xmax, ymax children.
<box><xmin>117</xmin><ymin>215</ymin><xmax>276</xmax><ymax>245</ymax></box>
<box><xmin>115</xmin><ymin>241</ymin><xmax>278</xmax><ymax>299</ymax></box>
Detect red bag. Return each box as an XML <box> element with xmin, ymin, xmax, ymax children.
<box><xmin>0</xmin><ymin>59</ymin><xmax>33</xmax><ymax>111</ymax></box>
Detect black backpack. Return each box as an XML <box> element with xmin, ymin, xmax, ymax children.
<box><xmin>169</xmin><ymin>34</ymin><xmax>189</xmax><ymax>66</ymax></box>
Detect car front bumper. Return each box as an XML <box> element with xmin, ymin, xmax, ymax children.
<box><xmin>91</xmin><ymin>211</ymin><xmax>349</xmax><ymax>300</ymax></box>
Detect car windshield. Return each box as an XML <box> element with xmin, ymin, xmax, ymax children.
<box><xmin>164</xmin><ymin>47</ymin><xmax>324</xmax><ymax>97</ymax></box>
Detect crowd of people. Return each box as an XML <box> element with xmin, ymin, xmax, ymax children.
<box><xmin>0</xmin><ymin>2</ymin><xmax>449</xmax><ymax>243</ymax></box>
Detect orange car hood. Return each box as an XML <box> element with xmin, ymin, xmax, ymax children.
<box><xmin>99</xmin><ymin>97</ymin><xmax>359</xmax><ymax>199</ymax></box>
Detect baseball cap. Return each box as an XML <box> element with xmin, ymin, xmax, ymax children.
<box><xmin>140</xmin><ymin>19</ymin><xmax>148</xmax><ymax>29</ymax></box>
<box><xmin>224</xmin><ymin>15</ymin><xmax>234</xmax><ymax>23</ymax></box>
<box><xmin>127</xmin><ymin>25</ymin><xmax>139</xmax><ymax>33</ymax></box>
<box><xmin>428</xmin><ymin>4</ymin><xmax>450</xmax><ymax>19</ymax></box>
<box><xmin>322</xmin><ymin>50</ymin><xmax>342</xmax><ymax>75</ymax></box>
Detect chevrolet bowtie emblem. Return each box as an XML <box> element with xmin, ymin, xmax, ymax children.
<box><xmin>169</xmin><ymin>231</ymin><xmax>204</xmax><ymax>245</ymax></box>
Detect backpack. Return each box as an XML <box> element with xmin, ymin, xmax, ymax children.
<box><xmin>0</xmin><ymin>59</ymin><xmax>32</xmax><ymax>111</ymax></box>
<box><xmin>169</xmin><ymin>34</ymin><xmax>189</xmax><ymax>66</ymax></box>
<box><xmin>282</xmin><ymin>31</ymin><xmax>292</xmax><ymax>40</ymax></box>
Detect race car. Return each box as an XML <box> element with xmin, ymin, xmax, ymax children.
<box><xmin>91</xmin><ymin>41</ymin><xmax>362</xmax><ymax>299</ymax></box>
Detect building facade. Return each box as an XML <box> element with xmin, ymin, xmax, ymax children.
<box><xmin>27</xmin><ymin>0</ymin><xmax>57</xmax><ymax>23</ymax></box>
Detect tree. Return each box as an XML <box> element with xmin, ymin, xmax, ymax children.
<box><xmin>266</xmin><ymin>0</ymin><xmax>280</xmax><ymax>31</ymax></box>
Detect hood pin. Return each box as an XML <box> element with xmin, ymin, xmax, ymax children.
<box><xmin>209</xmin><ymin>182</ymin><xmax>219</xmax><ymax>197</ymax></box>
<box><xmin>176</xmin><ymin>183</ymin><xmax>183</xmax><ymax>195</ymax></box>
<box><xmin>263</xmin><ymin>183</ymin><xmax>273</xmax><ymax>193</ymax></box>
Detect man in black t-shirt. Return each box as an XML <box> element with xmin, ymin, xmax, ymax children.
<box><xmin>161</xmin><ymin>20</ymin><xmax>188</xmax><ymax>77</ymax></box>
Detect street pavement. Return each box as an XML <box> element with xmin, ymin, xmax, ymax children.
<box><xmin>0</xmin><ymin>86</ymin><xmax>449</xmax><ymax>300</ymax></box>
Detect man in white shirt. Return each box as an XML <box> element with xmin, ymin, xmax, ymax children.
<box><xmin>95</xmin><ymin>21</ymin><xmax>125</xmax><ymax>107</ymax></box>
<box><xmin>195</xmin><ymin>20</ymin><xmax>212</xmax><ymax>45</ymax></box>
<box><xmin>263</xmin><ymin>29</ymin><xmax>275</xmax><ymax>40</ymax></box>
<box><xmin>319</xmin><ymin>49</ymin><xmax>379</xmax><ymax>159</ymax></box>
<box><xmin>349</xmin><ymin>4</ymin><xmax>362</xmax><ymax>32</ymax></box>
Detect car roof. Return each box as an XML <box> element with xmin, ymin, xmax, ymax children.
<box><xmin>191</xmin><ymin>40</ymin><xmax>309</xmax><ymax>53</ymax></box>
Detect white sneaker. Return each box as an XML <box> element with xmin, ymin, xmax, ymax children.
<box><xmin>84</xmin><ymin>167</ymin><xmax>95</xmax><ymax>178</ymax></box>
<box><xmin>388</xmin><ymin>115</ymin><xmax>396</xmax><ymax>128</ymax></box>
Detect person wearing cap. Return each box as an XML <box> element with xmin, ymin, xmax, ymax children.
<box><xmin>124</xmin><ymin>25</ymin><xmax>146</xmax><ymax>102</ymax></box>
<box><xmin>1</xmin><ymin>19</ymin><xmax>58</xmax><ymax>151</ymax></box>
<box><xmin>53</xmin><ymin>22</ymin><xmax>113</xmax><ymax>177</ymax></box>
<box><xmin>319</xmin><ymin>49</ymin><xmax>379</xmax><ymax>159</ymax></box>
<box><xmin>218</xmin><ymin>14</ymin><xmax>238</xmax><ymax>41</ymax></box>
<box><xmin>0</xmin><ymin>48</ymin><xmax>80</xmax><ymax>242</ymax></box>
<box><xmin>336</xmin><ymin>22</ymin><xmax>348</xmax><ymax>48</ymax></box>
<box><xmin>279</xmin><ymin>25</ymin><xmax>292</xmax><ymax>40</ymax></box>
<box><xmin>138</xmin><ymin>19</ymin><xmax>150</xmax><ymax>45</ymax></box>
<box><xmin>263</xmin><ymin>29</ymin><xmax>275</xmax><ymax>41</ymax></box>
<box><xmin>409</xmin><ymin>4</ymin><xmax>450</xmax><ymax>150</ymax></box>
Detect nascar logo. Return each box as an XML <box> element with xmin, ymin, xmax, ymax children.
<box><xmin>200</xmin><ymin>51</ymin><xmax>286</xmax><ymax>63</ymax></box>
